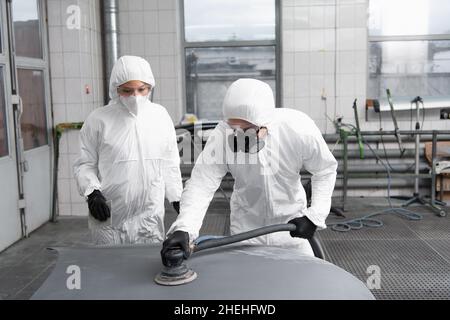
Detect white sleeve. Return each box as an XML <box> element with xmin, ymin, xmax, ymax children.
<box><xmin>73</xmin><ymin>117</ymin><xmax>102</xmax><ymax>198</ymax></box>
<box><xmin>167</xmin><ymin>126</ymin><xmax>228</xmax><ymax>241</ymax></box>
<box><xmin>162</xmin><ymin>114</ymin><xmax>183</xmax><ymax>203</ymax></box>
<box><xmin>301</xmin><ymin>132</ymin><xmax>338</xmax><ymax>230</ymax></box>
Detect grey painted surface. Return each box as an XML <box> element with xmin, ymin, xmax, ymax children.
<box><xmin>31</xmin><ymin>244</ymin><xmax>374</xmax><ymax>300</ymax></box>
<box><xmin>2</xmin><ymin>197</ymin><xmax>450</xmax><ymax>299</ymax></box>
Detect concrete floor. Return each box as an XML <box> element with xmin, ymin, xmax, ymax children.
<box><xmin>0</xmin><ymin>196</ymin><xmax>449</xmax><ymax>300</ymax></box>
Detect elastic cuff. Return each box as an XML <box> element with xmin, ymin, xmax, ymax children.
<box><xmin>167</xmin><ymin>228</ymin><xmax>196</xmax><ymax>245</ymax></box>
<box><xmin>304</xmin><ymin>210</ymin><xmax>327</xmax><ymax>230</ymax></box>
<box><xmin>166</xmin><ymin>195</ymin><xmax>181</xmax><ymax>203</ymax></box>
<box><xmin>165</xmin><ymin>187</ymin><xmax>182</xmax><ymax>203</ymax></box>
<box><xmin>84</xmin><ymin>185</ymin><xmax>100</xmax><ymax>199</ymax></box>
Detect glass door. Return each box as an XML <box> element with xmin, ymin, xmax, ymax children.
<box><xmin>0</xmin><ymin>1</ymin><xmax>21</xmax><ymax>252</ymax></box>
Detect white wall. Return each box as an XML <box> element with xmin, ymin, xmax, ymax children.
<box><xmin>49</xmin><ymin>0</ymin><xmax>184</xmax><ymax>217</ymax></box>
<box><xmin>281</xmin><ymin>0</ymin><xmax>368</xmax><ymax>133</ymax></box>
<box><xmin>280</xmin><ymin>0</ymin><xmax>438</xmax><ymax>198</ymax></box>
<box><xmin>47</xmin><ymin>0</ymin><xmax>104</xmax><ymax>216</ymax></box>
<box><xmin>47</xmin><ymin>0</ymin><xmax>450</xmax><ymax>213</ymax></box>
<box><xmin>282</xmin><ymin>0</ymin><xmax>450</xmax><ymax>133</ymax></box>
<box><xmin>117</xmin><ymin>0</ymin><xmax>184</xmax><ymax>122</ymax></box>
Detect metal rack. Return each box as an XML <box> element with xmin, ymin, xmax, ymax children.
<box><xmin>338</xmin><ymin>130</ymin><xmax>450</xmax><ymax>216</ymax></box>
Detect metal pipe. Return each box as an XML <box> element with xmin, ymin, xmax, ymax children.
<box><xmin>342</xmin><ymin>132</ymin><xmax>348</xmax><ymax>210</ymax></box>
<box><xmin>181</xmin><ymin>160</ymin><xmax>428</xmax><ymax>181</ymax></box>
<box><xmin>332</xmin><ymin>149</ymin><xmax>422</xmax><ymax>159</ymax></box>
<box><xmin>189</xmin><ymin>170</ymin><xmax>430</xmax><ymax>186</ymax></box>
<box><xmin>414</xmin><ymin>100</ymin><xmax>421</xmax><ymax>195</ymax></box>
<box><xmin>386</xmin><ymin>89</ymin><xmax>405</xmax><ymax>154</ymax></box>
<box><xmin>338</xmin><ymin>130</ymin><xmax>450</xmax><ymax>136</ymax></box>
<box><xmin>181</xmin><ymin>148</ymin><xmax>425</xmax><ymax>163</ymax></box>
<box><xmin>334</xmin><ymin>164</ymin><xmax>429</xmax><ymax>174</ymax></box>
<box><xmin>6</xmin><ymin>0</ymin><xmax>28</xmax><ymax>238</ymax></box>
<box><xmin>101</xmin><ymin>0</ymin><xmax>120</xmax><ymax>104</ymax></box>
<box><xmin>431</xmin><ymin>131</ymin><xmax>437</xmax><ymax>205</ymax></box>
<box><xmin>323</xmin><ymin>133</ymin><xmax>450</xmax><ymax>143</ymax></box>
<box><xmin>333</xmin><ymin>179</ymin><xmax>428</xmax><ymax>189</ymax></box>
<box><xmin>275</xmin><ymin>0</ymin><xmax>282</xmax><ymax>110</ymax></box>
<box><xmin>336</xmin><ymin>173</ymin><xmax>431</xmax><ymax>179</ymax></box>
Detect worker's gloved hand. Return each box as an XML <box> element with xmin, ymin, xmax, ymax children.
<box><xmin>288</xmin><ymin>216</ymin><xmax>317</xmax><ymax>239</ymax></box>
<box><xmin>161</xmin><ymin>231</ymin><xmax>190</xmax><ymax>267</ymax></box>
<box><xmin>172</xmin><ymin>201</ymin><xmax>180</xmax><ymax>214</ymax></box>
<box><xmin>87</xmin><ymin>190</ymin><xmax>111</xmax><ymax>222</ymax></box>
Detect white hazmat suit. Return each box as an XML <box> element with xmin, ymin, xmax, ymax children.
<box><xmin>168</xmin><ymin>79</ymin><xmax>337</xmax><ymax>256</ymax></box>
<box><xmin>74</xmin><ymin>56</ymin><xmax>182</xmax><ymax>245</ymax></box>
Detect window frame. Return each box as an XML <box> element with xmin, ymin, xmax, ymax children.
<box><xmin>14</xmin><ymin>0</ymin><xmax>51</xmax><ymax>152</ymax></box>
<box><xmin>16</xmin><ymin>67</ymin><xmax>49</xmax><ymax>151</ymax></box>
<box><xmin>180</xmin><ymin>0</ymin><xmax>282</xmax><ymax>118</ymax></box>
<box><xmin>0</xmin><ymin>1</ymin><xmax>11</xmax><ymax>159</ymax></box>
<box><xmin>12</xmin><ymin>0</ymin><xmax>44</xmax><ymax>60</ymax></box>
<box><xmin>0</xmin><ymin>66</ymin><xmax>9</xmax><ymax>158</ymax></box>
<box><xmin>0</xmin><ymin>1</ymin><xmax>3</xmax><ymax>55</ymax></box>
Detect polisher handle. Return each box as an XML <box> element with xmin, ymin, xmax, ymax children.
<box><xmin>164</xmin><ymin>248</ymin><xmax>185</xmax><ymax>267</ymax></box>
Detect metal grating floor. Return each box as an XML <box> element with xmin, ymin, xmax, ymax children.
<box><xmin>350</xmin><ymin>273</ymin><xmax>450</xmax><ymax>300</ymax></box>
<box><xmin>318</xmin><ymin>198</ymin><xmax>450</xmax><ymax>300</ymax></box>
<box><xmin>0</xmin><ymin>197</ymin><xmax>449</xmax><ymax>300</ymax></box>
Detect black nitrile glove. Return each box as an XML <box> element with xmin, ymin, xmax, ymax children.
<box><xmin>172</xmin><ymin>201</ymin><xmax>180</xmax><ymax>214</ymax></box>
<box><xmin>288</xmin><ymin>216</ymin><xmax>317</xmax><ymax>239</ymax></box>
<box><xmin>87</xmin><ymin>190</ymin><xmax>111</xmax><ymax>222</ymax></box>
<box><xmin>160</xmin><ymin>231</ymin><xmax>190</xmax><ymax>267</ymax></box>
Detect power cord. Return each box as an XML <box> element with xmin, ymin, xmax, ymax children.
<box><xmin>327</xmin><ymin>125</ymin><xmax>424</xmax><ymax>232</ymax></box>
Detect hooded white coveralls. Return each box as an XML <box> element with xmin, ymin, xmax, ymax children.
<box><xmin>73</xmin><ymin>56</ymin><xmax>182</xmax><ymax>245</ymax></box>
<box><xmin>168</xmin><ymin>79</ymin><xmax>337</xmax><ymax>256</ymax></box>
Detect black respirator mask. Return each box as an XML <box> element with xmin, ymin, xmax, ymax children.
<box><xmin>228</xmin><ymin>127</ymin><xmax>266</xmax><ymax>154</ymax></box>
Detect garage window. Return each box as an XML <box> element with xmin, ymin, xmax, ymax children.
<box><xmin>368</xmin><ymin>0</ymin><xmax>450</xmax><ymax>98</ymax></box>
<box><xmin>182</xmin><ymin>0</ymin><xmax>279</xmax><ymax>120</ymax></box>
